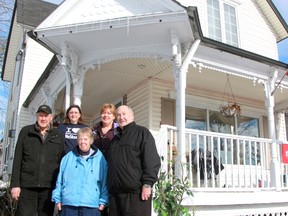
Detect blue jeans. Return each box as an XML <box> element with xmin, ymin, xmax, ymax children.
<box><xmin>60</xmin><ymin>206</ymin><xmax>101</xmax><ymax>216</ymax></box>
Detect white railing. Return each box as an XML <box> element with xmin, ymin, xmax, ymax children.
<box><xmin>155</xmin><ymin>125</ymin><xmax>288</xmax><ymax>191</ymax></box>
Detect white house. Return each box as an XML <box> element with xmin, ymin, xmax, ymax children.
<box><xmin>2</xmin><ymin>0</ymin><xmax>288</xmax><ymax>215</ymax></box>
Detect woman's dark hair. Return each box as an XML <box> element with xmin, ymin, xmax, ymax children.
<box><xmin>63</xmin><ymin>104</ymin><xmax>84</xmax><ymax>124</ymax></box>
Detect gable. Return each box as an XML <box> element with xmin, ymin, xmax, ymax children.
<box><xmin>255</xmin><ymin>0</ymin><xmax>288</xmax><ymax>42</ymax></box>
<box><xmin>37</xmin><ymin>0</ymin><xmax>187</xmax><ymax>29</ymax></box>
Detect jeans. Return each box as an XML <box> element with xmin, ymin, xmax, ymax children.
<box><xmin>60</xmin><ymin>206</ymin><xmax>101</xmax><ymax>216</ymax></box>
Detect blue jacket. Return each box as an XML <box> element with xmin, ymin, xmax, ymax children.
<box><xmin>52</xmin><ymin>146</ymin><xmax>109</xmax><ymax>208</ymax></box>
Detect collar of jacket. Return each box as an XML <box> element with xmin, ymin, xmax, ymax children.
<box><xmin>35</xmin><ymin>122</ymin><xmax>53</xmax><ymax>133</ymax></box>
<box><xmin>117</xmin><ymin>121</ymin><xmax>135</xmax><ymax>135</ymax></box>
<box><xmin>73</xmin><ymin>145</ymin><xmax>98</xmax><ymax>157</ymax></box>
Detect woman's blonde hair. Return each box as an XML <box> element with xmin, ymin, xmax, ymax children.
<box><xmin>100</xmin><ymin>103</ymin><xmax>116</xmax><ymax>118</ymax></box>
<box><xmin>77</xmin><ymin>127</ymin><xmax>94</xmax><ymax>142</ymax></box>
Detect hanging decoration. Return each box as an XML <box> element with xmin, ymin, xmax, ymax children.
<box><xmin>219</xmin><ymin>74</ymin><xmax>241</xmax><ymax>117</ymax></box>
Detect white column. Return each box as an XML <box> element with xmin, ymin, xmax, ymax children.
<box><xmin>259</xmin><ymin>70</ymin><xmax>281</xmax><ymax>190</ymax></box>
<box><xmin>173</xmin><ymin>37</ymin><xmax>200</xmax><ymax>176</ymax></box>
<box><xmin>58</xmin><ymin>42</ymin><xmax>80</xmax><ymax>110</ymax></box>
<box><xmin>276</xmin><ymin>111</ymin><xmax>287</xmax><ymax>141</ymax></box>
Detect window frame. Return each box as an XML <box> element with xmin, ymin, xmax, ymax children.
<box><xmin>206</xmin><ymin>0</ymin><xmax>241</xmax><ymax>47</ymax></box>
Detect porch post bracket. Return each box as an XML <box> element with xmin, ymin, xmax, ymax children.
<box><xmin>71</xmin><ymin>67</ymin><xmax>90</xmax><ymax>107</ymax></box>
<box><xmin>41</xmin><ymin>84</ymin><xmax>56</xmax><ymax>113</ymax></box>
<box><xmin>59</xmin><ymin>42</ymin><xmax>80</xmax><ymax>109</ymax></box>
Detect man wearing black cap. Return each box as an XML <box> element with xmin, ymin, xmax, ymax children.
<box><xmin>10</xmin><ymin>105</ymin><xmax>65</xmax><ymax>216</ymax></box>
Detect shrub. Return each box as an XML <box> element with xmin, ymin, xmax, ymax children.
<box><xmin>153</xmin><ymin>158</ymin><xmax>194</xmax><ymax>216</ymax></box>
<box><xmin>0</xmin><ymin>187</ymin><xmax>17</xmax><ymax>216</ymax></box>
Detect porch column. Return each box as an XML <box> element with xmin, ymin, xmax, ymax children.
<box><xmin>276</xmin><ymin>111</ymin><xmax>287</xmax><ymax>141</ymax></box>
<box><xmin>58</xmin><ymin>42</ymin><xmax>79</xmax><ymax>110</ymax></box>
<box><xmin>171</xmin><ymin>30</ymin><xmax>182</xmax><ymax>176</ymax></box>
<box><xmin>259</xmin><ymin>70</ymin><xmax>281</xmax><ymax>190</ymax></box>
<box><xmin>172</xmin><ymin>34</ymin><xmax>200</xmax><ymax>176</ymax></box>
<box><xmin>42</xmin><ymin>84</ymin><xmax>57</xmax><ymax>113</ymax></box>
<box><xmin>71</xmin><ymin>69</ymin><xmax>87</xmax><ymax>107</ymax></box>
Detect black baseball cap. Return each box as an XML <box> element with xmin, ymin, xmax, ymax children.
<box><xmin>36</xmin><ymin>105</ymin><xmax>52</xmax><ymax>114</ymax></box>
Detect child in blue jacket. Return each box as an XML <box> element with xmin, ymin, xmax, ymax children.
<box><xmin>52</xmin><ymin>127</ymin><xmax>109</xmax><ymax>216</ymax></box>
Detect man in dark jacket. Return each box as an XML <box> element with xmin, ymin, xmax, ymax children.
<box><xmin>10</xmin><ymin>105</ymin><xmax>65</xmax><ymax>216</ymax></box>
<box><xmin>107</xmin><ymin>105</ymin><xmax>161</xmax><ymax>216</ymax></box>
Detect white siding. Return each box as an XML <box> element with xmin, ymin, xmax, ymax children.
<box><xmin>177</xmin><ymin>0</ymin><xmax>279</xmax><ymax>60</ymax></box>
<box><xmin>19</xmin><ymin>38</ymin><xmax>54</xmax><ymax>112</ymax></box>
<box><xmin>239</xmin><ymin>0</ymin><xmax>278</xmax><ymax>59</ymax></box>
<box><xmin>126</xmin><ymin>81</ymin><xmax>150</xmax><ymax>128</ymax></box>
<box><xmin>17</xmin><ymin>38</ymin><xmax>54</xmax><ymax>128</ymax></box>
<box><xmin>151</xmin><ymin>80</ymin><xmax>174</xmax><ymax>132</ymax></box>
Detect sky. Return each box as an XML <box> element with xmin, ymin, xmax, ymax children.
<box><xmin>0</xmin><ymin>0</ymin><xmax>287</xmax><ymax>139</ymax></box>
<box><xmin>272</xmin><ymin>0</ymin><xmax>288</xmax><ymax>63</ymax></box>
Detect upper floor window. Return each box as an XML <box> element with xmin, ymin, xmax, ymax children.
<box><xmin>207</xmin><ymin>0</ymin><xmax>239</xmax><ymax>47</ymax></box>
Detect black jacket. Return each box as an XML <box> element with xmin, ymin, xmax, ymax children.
<box><xmin>10</xmin><ymin>124</ymin><xmax>65</xmax><ymax>188</ymax></box>
<box><xmin>107</xmin><ymin>122</ymin><xmax>161</xmax><ymax>194</ymax></box>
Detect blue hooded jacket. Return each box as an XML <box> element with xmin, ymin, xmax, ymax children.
<box><xmin>52</xmin><ymin>146</ymin><xmax>109</xmax><ymax>207</ymax></box>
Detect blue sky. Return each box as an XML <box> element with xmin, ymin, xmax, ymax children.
<box><xmin>272</xmin><ymin>0</ymin><xmax>288</xmax><ymax>63</ymax></box>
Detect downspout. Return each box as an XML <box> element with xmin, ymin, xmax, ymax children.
<box><xmin>176</xmin><ymin>39</ymin><xmax>201</xmax><ymax>173</ymax></box>
<box><xmin>56</xmin><ymin>54</ymin><xmax>71</xmax><ymax>111</ymax></box>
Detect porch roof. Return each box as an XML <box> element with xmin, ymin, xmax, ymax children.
<box><xmin>24</xmin><ymin>2</ymin><xmax>288</xmax><ymax>118</ymax></box>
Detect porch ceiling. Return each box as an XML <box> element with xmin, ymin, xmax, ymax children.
<box><xmin>54</xmin><ymin>54</ymin><xmax>288</xmax><ymax>120</ymax></box>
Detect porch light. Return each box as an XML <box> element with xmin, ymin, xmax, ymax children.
<box><xmin>219</xmin><ymin>74</ymin><xmax>241</xmax><ymax>117</ymax></box>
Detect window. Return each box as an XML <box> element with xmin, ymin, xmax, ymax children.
<box><xmin>186</xmin><ymin>106</ymin><xmax>260</xmax><ymax>164</ymax></box>
<box><xmin>207</xmin><ymin>0</ymin><xmax>239</xmax><ymax>47</ymax></box>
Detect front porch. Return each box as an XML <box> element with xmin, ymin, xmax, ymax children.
<box><xmin>154</xmin><ymin>125</ymin><xmax>288</xmax><ymax>215</ymax></box>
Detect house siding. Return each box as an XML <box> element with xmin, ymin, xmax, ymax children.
<box><xmin>3</xmin><ymin>14</ymin><xmax>22</xmax><ymax>82</ymax></box>
<box><xmin>152</xmin><ymin>80</ymin><xmax>174</xmax><ymax>132</ymax></box>
<box><xmin>239</xmin><ymin>0</ymin><xmax>279</xmax><ymax>59</ymax></box>
<box><xmin>19</xmin><ymin>39</ymin><xmax>53</xmax><ymax>107</ymax></box>
<box><xmin>126</xmin><ymin>81</ymin><xmax>150</xmax><ymax>128</ymax></box>
<box><xmin>177</xmin><ymin>0</ymin><xmax>279</xmax><ymax>60</ymax></box>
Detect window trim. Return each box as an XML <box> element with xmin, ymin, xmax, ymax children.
<box><xmin>206</xmin><ymin>0</ymin><xmax>241</xmax><ymax>47</ymax></box>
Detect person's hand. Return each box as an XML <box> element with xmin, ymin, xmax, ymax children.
<box><xmin>141</xmin><ymin>184</ymin><xmax>152</xmax><ymax>201</ymax></box>
<box><xmin>11</xmin><ymin>187</ymin><xmax>21</xmax><ymax>200</ymax></box>
<box><xmin>99</xmin><ymin>204</ymin><xmax>105</xmax><ymax>211</ymax></box>
<box><xmin>57</xmin><ymin>202</ymin><xmax>62</xmax><ymax>211</ymax></box>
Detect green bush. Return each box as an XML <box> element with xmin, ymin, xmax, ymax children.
<box><xmin>153</xmin><ymin>158</ymin><xmax>194</xmax><ymax>216</ymax></box>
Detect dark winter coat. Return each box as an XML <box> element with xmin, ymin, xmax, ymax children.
<box><xmin>10</xmin><ymin>124</ymin><xmax>65</xmax><ymax>189</ymax></box>
<box><xmin>107</xmin><ymin>122</ymin><xmax>161</xmax><ymax>194</ymax></box>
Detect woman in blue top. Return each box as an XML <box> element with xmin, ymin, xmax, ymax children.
<box><xmin>58</xmin><ymin>105</ymin><xmax>87</xmax><ymax>154</ymax></box>
<box><xmin>52</xmin><ymin>127</ymin><xmax>109</xmax><ymax>216</ymax></box>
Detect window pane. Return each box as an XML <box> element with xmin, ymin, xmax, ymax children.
<box><xmin>237</xmin><ymin>117</ymin><xmax>259</xmax><ymax>137</ymax></box>
<box><xmin>224</xmin><ymin>3</ymin><xmax>238</xmax><ymax>46</ymax></box>
<box><xmin>209</xmin><ymin>110</ymin><xmax>234</xmax><ymax>134</ymax></box>
<box><xmin>186</xmin><ymin>107</ymin><xmax>207</xmax><ymax>150</ymax></box>
<box><xmin>207</xmin><ymin>0</ymin><xmax>222</xmax><ymax>41</ymax></box>
<box><xmin>186</xmin><ymin>107</ymin><xmax>206</xmax><ymax>130</ymax></box>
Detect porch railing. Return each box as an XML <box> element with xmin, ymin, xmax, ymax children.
<box><xmin>155</xmin><ymin>125</ymin><xmax>288</xmax><ymax>191</ymax></box>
